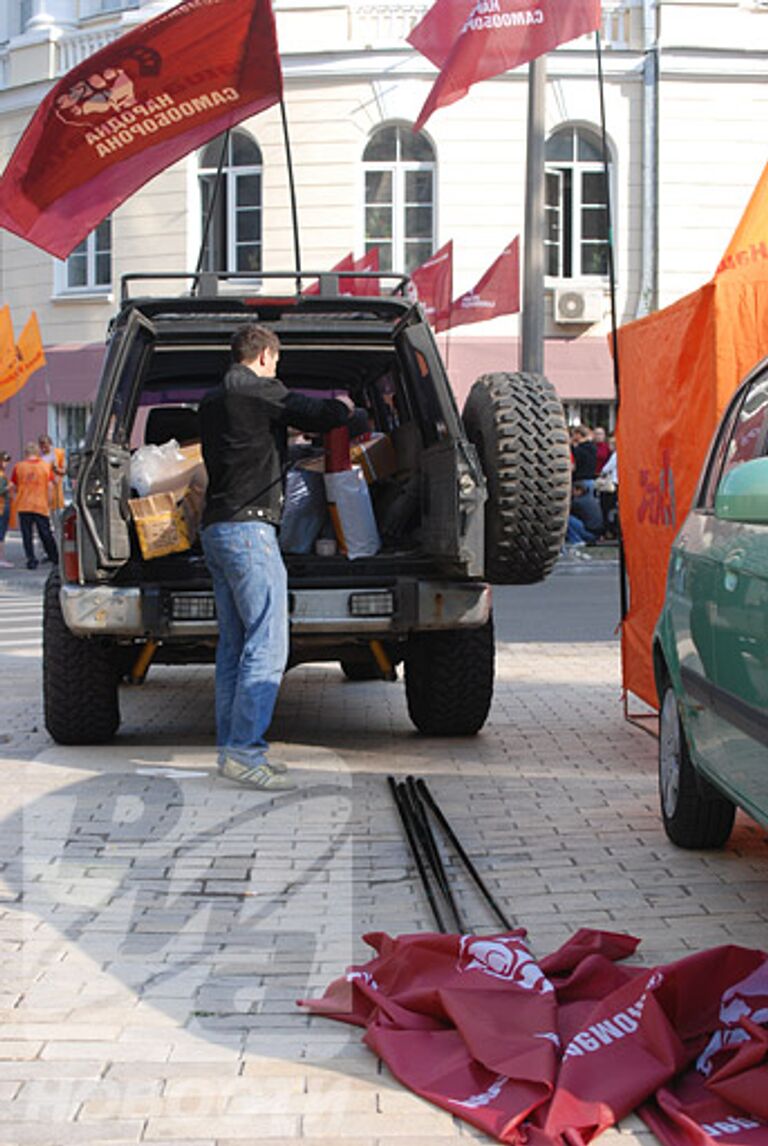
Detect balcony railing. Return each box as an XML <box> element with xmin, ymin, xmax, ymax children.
<box><xmin>56</xmin><ymin>25</ymin><xmax>125</xmax><ymax>75</ymax></box>
<box><xmin>350</xmin><ymin>0</ymin><xmax>641</xmax><ymax>50</ymax></box>
<box><xmin>0</xmin><ymin>0</ymin><xmax>643</xmax><ymax>92</ymax></box>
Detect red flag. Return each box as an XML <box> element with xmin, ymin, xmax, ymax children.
<box><xmin>411</xmin><ymin>240</ymin><xmax>453</xmax><ymax>328</ymax></box>
<box><xmin>0</xmin><ymin>0</ymin><xmax>283</xmax><ymax>259</ymax></box>
<box><xmin>302</xmin><ymin>929</ymin><xmax>768</xmax><ymax>1146</ymax></box>
<box><xmin>305</xmin><ymin>250</ymin><xmax>381</xmax><ymax>297</ymax></box>
<box><xmin>445</xmin><ymin>237</ymin><xmax>520</xmax><ymax>331</ymax></box>
<box><xmin>409</xmin><ymin>0</ymin><xmax>601</xmax><ymax>131</ymax></box>
<box><xmin>342</xmin><ymin>248</ymin><xmax>381</xmax><ymax>296</ymax></box>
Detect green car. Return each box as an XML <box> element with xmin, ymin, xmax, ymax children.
<box><xmin>653</xmin><ymin>356</ymin><xmax>768</xmax><ymax>848</ymax></box>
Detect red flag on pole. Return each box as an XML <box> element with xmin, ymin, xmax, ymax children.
<box><xmin>0</xmin><ymin>0</ymin><xmax>283</xmax><ymax>259</ymax></box>
<box><xmin>445</xmin><ymin>237</ymin><xmax>520</xmax><ymax>331</ymax></box>
<box><xmin>411</xmin><ymin>240</ymin><xmax>453</xmax><ymax>329</ymax></box>
<box><xmin>305</xmin><ymin>250</ymin><xmax>381</xmax><ymax>296</ymax></box>
<box><xmin>408</xmin><ymin>0</ymin><xmax>602</xmax><ymax>131</ymax></box>
<box><xmin>342</xmin><ymin>248</ymin><xmax>381</xmax><ymax>296</ymax></box>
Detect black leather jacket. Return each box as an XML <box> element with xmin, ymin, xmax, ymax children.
<box><xmin>200</xmin><ymin>363</ymin><xmax>352</xmax><ymax>528</ymax></box>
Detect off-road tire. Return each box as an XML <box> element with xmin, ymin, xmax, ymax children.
<box><xmin>405</xmin><ymin>617</ymin><xmax>494</xmax><ymax>736</ymax></box>
<box><xmin>43</xmin><ymin>572</ymin><xmax>121</xmax><ymax>744</ymax></box>
<box><xmin>658</xmin><ymin>684</ymin><xmax>735</xmax><ymax>848</ymax></box>
<box><xmin>462</xmin><ymin>372</ymin><xmax>571</xmax><ymax>584</ymax></box>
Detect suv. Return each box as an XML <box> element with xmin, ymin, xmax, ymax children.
<box><xmin>43</xmin><ymin>270</ymin><xmax>571</xmax><ymax>745</ymax></box>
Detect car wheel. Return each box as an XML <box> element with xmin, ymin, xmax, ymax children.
<box><xmin>462</xmin><ymin>372</ymin><xmax>571</xmax><ymax>584</ymax></box>
<box><xmin>658</xmin><ymin>684</ymin><xmax>735</xmax><ymax>848</ymax></box>
<box><xmin>43</xmin><ymin>572</ymin><xmax>121</xmax><ymax>745</ymax></box>
<box><xmin>404</xmin><ymin>617</ymin><xmax>494</xmax><ymax>736</ymax></box>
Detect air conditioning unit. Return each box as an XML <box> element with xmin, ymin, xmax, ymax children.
<box><xmin>554</xmin><ymin>288</ymin><xmax>604</xmax><ymax>325</ymax></box>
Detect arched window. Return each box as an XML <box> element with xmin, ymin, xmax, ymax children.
<box><xmin>198</xmin><ymin>131</ymin><xmax>262</xmax><ymax>274</ymax></box>
<box><xmin>363</xmin><ymin>124</ymin><xmax>436</xmax><ymax>274</ymax></box>
<box><xmin>545</xmin><ymin>126</ymin><xmax>611</xmax><ymax>279</ymax></box>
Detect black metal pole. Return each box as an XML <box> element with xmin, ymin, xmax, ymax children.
<box><xmin>416</xmin><ymin>779</ymin><xmax>514</xmax><ymax>931</ymax></box>
<box><xmin>280</xmin><ymin>97</ymin><xmax>302</xmax><ymax>282</ymax></box>
<box><xmin>388</xmin><ymin>777</ymin><xmax>446</xmax><ymax>932</ymax></box>
<box><xmin>405</xmin><ymin>777</ymin><xmax>465</xmax><ymax>933</ymax></box>
<box><xmin>194</xmin><ymin>129</ymin><xmax>230</xmax><ymax>284</ymax></box>
<box><xmin>595</xmin><ymin>31</ymin><xmax>629</xmax><ymax>624</ymax></box>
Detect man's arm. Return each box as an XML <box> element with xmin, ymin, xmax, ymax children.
<box><xmin>281</xmin><ymin>391</ymin><xmax>355</xmax><ymax>434</ymax></box>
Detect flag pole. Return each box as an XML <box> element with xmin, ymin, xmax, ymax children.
<box><xmin>194</xmin><ymin>129</ymin><xmax>230</xmax><ymax>285</ymax></box>
<box><xmin>595</xmin><ymin>29</ymin><xmax>628</xmax><ymax>626</ymax></box>
<box><xmin>520</xmin><ymin>57</ymin><xmax>546</xmax><ymax>375</ymax></box>
<box><xmin>279</xmin><ymin>98</ymin><xmax>302</xmax><ymax>283</ymax></box>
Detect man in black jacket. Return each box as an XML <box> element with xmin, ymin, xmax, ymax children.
<box><xmin>200</xmin><ymin>323</ymin><xmax>355</xmax><ymax>790</ymax></box>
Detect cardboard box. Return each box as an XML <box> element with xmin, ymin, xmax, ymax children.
<box><xmin>350</xmin><ymin>434</ymin><xmax>397</xmax><ymax>484</ymax></box>
<box><xmin>128</xmin><ymin>479</ymin><xmax>205</xmax><ymax>561</ymax></box>
<box><xmin>129</xmin><ymin>491</ymin><xmax>190</xmax><ymax>560</ymax></box>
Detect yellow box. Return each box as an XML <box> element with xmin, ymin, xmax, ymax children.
<box><xmin>129</xmin><ymin>490</ymin><xmax>191</xmax><ymax>560</ymax></box>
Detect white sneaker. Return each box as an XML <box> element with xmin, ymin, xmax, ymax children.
<box><xmin>219</xmin><ymin>757</ymin><xmax>295</xmax><ymax>790</ymax></box>
<box><xmin>0</xmin><ymin>560</ymin><xmax>13</xmax><ymax>568</ymax></box>
<box><xmin>218</xmin><ymin>752</ymin><xmax>287</xmax><ymax>774</ymax></box>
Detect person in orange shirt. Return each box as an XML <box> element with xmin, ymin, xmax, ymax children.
<box><xmin>38</xmin><ymin>434</ymin><xmax>66</xmax><ymax>511</ymax></box>
<box><xmin>9</xmin><ymin>442</ymin><xmax>58</xmax><ymax>570</ymax></box>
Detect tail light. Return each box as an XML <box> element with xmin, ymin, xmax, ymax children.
<box><xmin>62</xmin><ymin>509</ymin><xmax>80</xmax><ymax>583</ymax></box>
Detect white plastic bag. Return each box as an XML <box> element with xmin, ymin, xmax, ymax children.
<box><xmin>130</xmin><ymin>439</ymin><xmax>188</xmax><ymax>497</ymax></box>
<box><xmin>324</xmin><ymin>466</ymin><xmax>381</xmax><ymax>559</ymax></box>
<box><xmin>280</xmin><ymin>467</ymin><xmax>328</xmax><ymax>554</ymax></box>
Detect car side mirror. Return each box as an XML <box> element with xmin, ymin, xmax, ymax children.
<box><xmin>715</xmin><ymin>456</ymin><xmax>768</xmax><ymax>523</ymax></box>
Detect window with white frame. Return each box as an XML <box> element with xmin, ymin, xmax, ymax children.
<box><xmin>545</xmin><ymin>126</ymin><xmax>611</xmax><ymax>279</ymax></box>
<box><xmin>57</xmin><ymin>217</ymin><xmax>112</xmax><ymax>293</ymax></box>
<box><xmin>198</xmin><ymin>131</ymin><xmax>262</xmax><ymax>274</ymax></box>
<box><xmin>363</xmin><ymin>124</ymin><xmax>435</xmax><ymax>275</ymax></box>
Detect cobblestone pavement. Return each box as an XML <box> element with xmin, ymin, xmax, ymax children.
<box><xmin>1</xmin><ymin>544</ymin><xmax>767</xmax><ymax>1146</ymax></box>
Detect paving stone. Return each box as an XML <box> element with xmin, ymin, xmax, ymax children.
<box><xmin>1</xmin><ymin>581</ymin><xmax>767</xmax><ymax>1146</ymax></box>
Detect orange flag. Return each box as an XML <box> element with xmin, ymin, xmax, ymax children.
<box><xmin>0</xmin><ymin>306</ymin><xmax>16</xmax><ymax>376</ymax></box>
<box><xmin>716</xmin><ymin>162</ymin><xmax>768</xmax><ymax>275</ymax></box>
<box><xmin>0</xmin><ymin>311</ymin><xmax>46</xmax><ymax>404</ymax></box>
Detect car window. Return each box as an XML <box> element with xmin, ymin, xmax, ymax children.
<box><xmin>722</xmin><ymin>373</ymin><xmax>768</xmax><ymax>470</ymax></box>
<box><xmin>699</xmin><ymin>372</ymin><xmax>768</xmax><ymax>508</ymax></box>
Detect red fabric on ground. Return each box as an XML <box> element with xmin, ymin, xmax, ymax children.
<box><xmin>300</xmin><ymin>929</ymin><xmax>768</xmax><ymax>1145</ymax></box>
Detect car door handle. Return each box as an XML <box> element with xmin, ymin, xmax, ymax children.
<box><xmin>724</xmin><ymin>552</ymin><xmax>744</xmax><ymax>570</ymax></box>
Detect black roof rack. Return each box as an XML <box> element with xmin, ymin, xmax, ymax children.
<box><xmin>120</xmin><ymin>269</ymin><xmax>412</xmax><ymax>304</ymax></box>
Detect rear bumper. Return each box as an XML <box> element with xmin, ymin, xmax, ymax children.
<box><xmin>60</xmin><ymin>579</ymin><xmax>492</xmax><ymax>639</ymax></box>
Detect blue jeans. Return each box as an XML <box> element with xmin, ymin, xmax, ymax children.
<box><xmin>202</xmin><ymin>521</ymin><xmax>288</xmax><ymax>766</ymax></box>
<box><xmin>566</xmin><ymin>515</ymin><xmax>599</xmax><ymax>545</ymax></box>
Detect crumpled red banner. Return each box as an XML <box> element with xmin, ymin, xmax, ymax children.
<box><xmin>300</xmin><ymin>928</ymin><xmax>768</xmax><ymax>1146</ymax></box>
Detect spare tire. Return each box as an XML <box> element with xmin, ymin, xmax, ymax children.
<box><xmin>462</xmin><ymin>372</ymin><xmax>571</xmax><ymax>584</ymax></box>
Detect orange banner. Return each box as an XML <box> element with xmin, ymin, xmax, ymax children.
<box><xmin>0</xmin><ymin>311</ymin><xmax>46</xmax><ymax>404</ymax></box>
<box><xmin>616</xmin><ymin>260</ymin><xmax>768</xmax><ymax>708</ymax></box>
<box><xmin>717</xmin><ymin>162</ymin><xmax>768</xmax><ymax>276</ymax></box>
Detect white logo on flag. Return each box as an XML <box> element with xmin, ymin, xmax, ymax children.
<box><xmin>448</xmin><ymin>1074</ymin><xmax>508</xmax><ymax>1109</ymax></box>
<box><xmin>458</xmin><ymin>935</ymin><xmax>554</xmax><ymax>993</ymax></box>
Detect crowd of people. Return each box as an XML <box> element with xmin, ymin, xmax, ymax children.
<box><xmin>565</xmin><ymin>423</ymin><xmax>619</xmax><ymax>549</ymax></box>
<box><xmin>0</xmin><ymin>434</ymin><xmax>64</xmax><ymax>570</ymax></box>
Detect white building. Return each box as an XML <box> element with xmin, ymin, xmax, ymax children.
<box><xmin>0</xmin><ymin>0</ymin><xmax>766</xmax><ymax>459</ymax></box>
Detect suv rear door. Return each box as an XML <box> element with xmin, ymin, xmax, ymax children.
<box><xmin>397</xmin><ymin>323</ymin><xmax>485</xmax><ymax>576</ymax></box>
<box><xmin>78</xmin><ymin>309</ymin><xmax>156</xmax><ymax>576</ymax></box>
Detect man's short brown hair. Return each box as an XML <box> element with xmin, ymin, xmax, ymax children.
<box><xmin>231</xmin><ymin>323</ymin><xmax>280</xmax><ymax>364</ymax></box>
